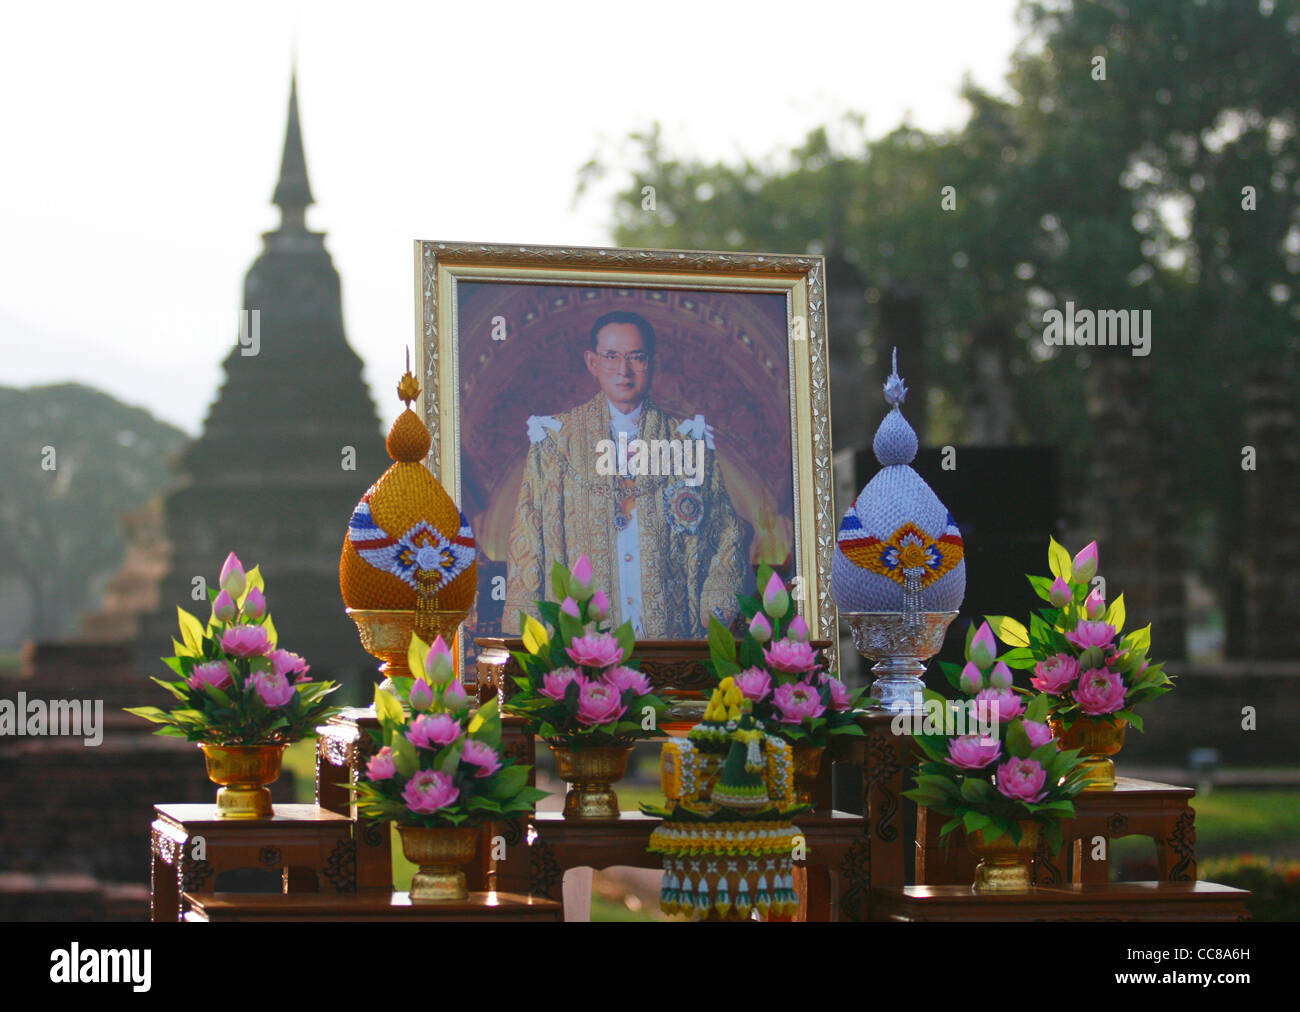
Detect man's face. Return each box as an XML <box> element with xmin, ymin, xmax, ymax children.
<box><xmin>585</xmin><ymin>321</ymin><xmax>653</xmax><ymax>414</ymax></box>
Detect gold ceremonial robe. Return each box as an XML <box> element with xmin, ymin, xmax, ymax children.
<box><xmin>504</xmin><ymin>393</ymin><xmax>746</xmax><ymax>638</ymax></box>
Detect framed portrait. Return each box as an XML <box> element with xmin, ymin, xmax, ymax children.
<box><xmin>414</xmin><ymin>240</ymin><xmax>836</xmax><ymax>672</ymax></box>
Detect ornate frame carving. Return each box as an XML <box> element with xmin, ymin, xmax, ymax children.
<box><xmin>415</xmin><ymin>240</ymin><xmax>837</xmax><ymax>668</ymax></box>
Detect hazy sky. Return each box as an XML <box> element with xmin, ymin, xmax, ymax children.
<box><xmin>0</xmin><ymin>0</ymin><xmax>1022</xmax><ymax>434</ymax></box>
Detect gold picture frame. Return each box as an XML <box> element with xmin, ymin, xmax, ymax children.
<box><xmin>414</xmin><ymin>239</ymin><xmax>837</xmax><ymax>668</ymax></box>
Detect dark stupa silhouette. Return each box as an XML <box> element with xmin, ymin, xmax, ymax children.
<box><xmin>132</xmin><ymin>74</ymin><xmax>382</xmax><ymax>688</ymax></box>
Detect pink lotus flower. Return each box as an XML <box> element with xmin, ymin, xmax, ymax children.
<box><xmin>424</xmin><ymin>636</ymin><xmax>454</xmax><ymax>685</ymax></box>
<box><xmin>772</xmin><ymin>681</ymin><xmax>826</xmax><ymax>724</ymax></box>
<box><xmin>1031</xmin><ymin>653</ymin><xmax>1079</xmax><ymax>694</ymax></box>
<box><xmin>588</xmin><ymin>590</ymin><xmax>609</xmax><ymax>621</ymax></box>
<box><xmin>1065</xmin><ymin>621</ymin><xmax>1116</xmax><ymax>651</ymax></box>
<box><xmin>958</xmin><ymin>661</ymin><xmax>983</xmax><ymax>694</ymax></box>
<box><xmin>407</xmin><ymin>713</ymin><xmax>462</xmax><ymax>750</ymax></box>
<box><xmin>539</xmin><ymin>667</ymin><xmax>582</xmax><ymax>700</ymax></box>
<box><xmin>989</xmin><ymin>661</ymin><xmax>1014</xmax><ymax>690</ymax></box>
<box><xmin>211</xmin><ymin>590</ymin><xmax>237</xmax><ymax>623</ymax></box>
<box><xmin>569</xmin><ymin>555</ymin><xmax>595</xmax><ymax>601</ymax></box>
<box><xmin>268</xmin><ymin>649</ymin><xmax>310</xmax><ymax>682</ymax></box>
<box><xmin>604</xmin><ymin>665</ymin><xmax>652</xmax><ymax>697</ymax></box>
<box><xmin>1084</xmin><ymin>587</ymin><xmax>1106</xmax><ymax>620</ymax></box>
<box><xmin>366</xmin><ymin>746</ymin><xmax>396</xmax><ymax>780</ymax></box>
<box><xmin>1023</xmin><ymin>719</ymin><xmax>1054</xmax><ymax>747</ymax></box>
<box><xmin>566</xmin><ymin>632</ymin><xmax>623</xmax><ymax>669</ymax></box>
<box><xmin>409</xmin><ymin>678</ymin><xmax>434</xmax><ymax>712</ymax></box>
<box><xmin>187</xmin><ymin>660</ymin><xmax>233</xmax><ymax>692</ymax></box>
<box><xmin>968</xmin><ymin>622</ymin><xmax>997</xmax><ymax>670</ymax></box>
<box><xmin>733</xmin><ymin>667</ymin><xmax>772</xmax><ymax>703</ymax></box>
<box><xmin>460</xmin><ymin>739</ymin><xmax>502</xmax><ymax>778</ymax></box>
<box><xmin>748</xmin><ymin>612</ymin><xmax>773</xmax><ymax>644</ymax></box>
<box><xmin>249</xmin><ymin>670</ymin><xmax>295</xmax><ymax>708</ymax></box>
<box><xmin>221</xmin><ymin>624</ymin><xmax>271</xmax><ymax>658</ymax></box>
<box><xmin>219</xmin><ymin>552</ymin><xmax>246</xmax><ymax>597</ymax></box>
<box><xmin>764</xmin><ymin>637</ymin><xmax>817</xmax><ymax>674</ymax></box>
<box><xmin>442</xmin><ymin>679</ymin><xmax>470</xmax><ymax>713</ymax></box>
<box><xmin>242</xmin><ymin>586</ymin><xmax>266</xmax><ymax>622</ymax></box>
<box><xmin>576</xmin><ymin>681</ymin><xmax>627</xmax><ymax>726</ymax></box>
<box><xmin>787</xmin><ymin>615</ymin><xmax>810</xmax><ymax>642</ymax></box>
<box><xmin>947</xmin><ymin>735</ymin><xmax>1001</xmax><ymax>770</ymax></box>
<box><xmin>560</xmin><ymin>596</ymin><xmax>581</xmax><ymax>620</ymax></box>
<box><xmin>974</xmin><ymin>687</ymin><xmax>1023</xmax><ymax>724</ymax></box>
<box><xmin>996</xmin><ymin>757</ymin><xmax>1048</xmax><ymax>803</ymax></box>
<box><xmin>1072</xmin><ymin>541</ymin><xmax>1099</xmax><ymax>583</ymax></box>
<box><xmin>402</xmin><ymin>770</ymin><xmax>459</xmax><ymax>814</ymax></box>
<box><xmin>762</xmin><ymin>572</ymin><xmax>790</xmax><ymax>618</ymax></box>
<box><xmin>1049</xmin><ymin>576</ymin><xmax>1071</xmax><ymax>608</ymax></box>
<box><xmin>1074</xmin><ymin>668</ymin><xmax>1127</xmax><ymax>715</ymax></box>
<box><xmin>824</xmin><ymin>675</ymin><xmax>852</xmax><ymax>712</ymax></box>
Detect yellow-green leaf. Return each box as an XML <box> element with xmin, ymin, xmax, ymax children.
<box><xmin>522</xmin><ymin>615</ymin><xmax>549</xmax><ymax>655</ymax></box>
<box><xmin>408</xmin><ymin>632</ymin><xmax>429</xmax><ymax>682</ymax></box>
<box><xmin>1047</xmin><ymin>536</ymin><xmax>1072</xmax><ymax>582</ymax></box>
<box><xmin>262</xmin><ymin>613</ymin><xmax>278</xmax><ymax>647</ymax></box>
<box><xmin>468</xmin><ymin>698</ymin><xmax>498</xmax><ymax>735</ymax></box>
<box><xmin>375</xmin><ymin>686</ymin><xmax>406</xmax><ymax>726</ymax></box>
<box><xmin>986</xmin><ymin>615</ymin><xmax>1030</xmax><ymax>648</ymax></box>
<box><xmin>171</xmin><ymin>636</ymin><xmax>196</xmax><ymax>659</ymax></box>
<box><xmin>1104</xmin><ymin>594</ymin><xmax>1126</xmax><ymax>634</ymax></box>
<box><xmin>391</xmin><ymin>734</ymin><xmax>418</xmax><ymax>777</ymax></box>
<box><xmin>176</xmin><ymin>607</ymin><xmax>205</xmax><ymax>653</ymax></box>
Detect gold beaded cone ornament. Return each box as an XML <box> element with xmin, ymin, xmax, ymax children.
<box><xmin>341</xmin><ymin>360</ymin><xmax>477</xmax><ymax>676</ymax></box>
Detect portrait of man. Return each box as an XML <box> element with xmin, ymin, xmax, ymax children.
<box><xmin>502</xmin><ymin>309</ymin><xmax>746</xmax><ymax>637</ymax></box>
<box><xmin>450</xmin><ymin>278</ymin><xmax>798</xmax><ymax>653</ymax></box>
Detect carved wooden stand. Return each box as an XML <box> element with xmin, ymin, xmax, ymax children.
<box><xmin>871</xmin><ymin>882</ymin><xmax>1249</xmax><ymax>921</ymax></box>
<box><xmin>150</xmin><ymin>803</ymin><xmax>356</xmax><ymax>922</ymax></box>
<box><xmin>916</xmin><ymin>777</ymin><xmax>1198</xmax><ymax>887</ymax></box>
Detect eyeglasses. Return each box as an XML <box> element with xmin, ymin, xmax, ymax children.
<box><xmin>595</xmin><ymin>350</ymin><xmax>653</xmax><ymax>371</ymax></box>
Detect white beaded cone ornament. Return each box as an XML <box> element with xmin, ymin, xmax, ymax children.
<box><xmin>832</xmin><ymin>349</ymin><xmax>966</xmax><ymax>618</ymax></box>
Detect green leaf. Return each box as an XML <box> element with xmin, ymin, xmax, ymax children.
<box><xmin>124</xmin><ymin>706</ymin><xmax>174</xmax><ymax>724</ymax></box>
<box><xmin>149</xmin><ymin>676</ymin><xmax>189</xmax><ymax>701</ymax></box>
<box><xmin>1025</xmin><ymin>692</ymin><xmax>1050</xmax><ymax>723</ymax></box>
<box><xmin>262</xmin><ymin>613</ymin><xmax>278</xmax><ymax>647</ymax></box>
<box><xmin>374</xmin><ymin>686</ymin><xmax>406</xmax><ymax>726</ymax></box>
<box><xmin>707</xmin><ymin>615</ymin><xmax>736</xmax><ymax>663</ymax></box>
<box><xmin>959</xmin><ymin>777</ymin><xmax>993</xmax><ymax>802</ymax></box>
<box><xmin>963</xmin><ymin>811</ymin><xmax>992</xmax><ymax>834</ymax></box>
<box><xmin>558</xmin><ymin>609</ymin><xmax>584</xmax><ymax>645</ymax></box>
<box><xmin>1047</xmin><ymin>536</ymin><xmax>1072</xmax><ymax>582</ymax></box>
<box><xmin>985</xmin><ymin>615</ymin><xmax>1030</xmax><ymax>649</ymax></box>
<box><xmin>1026</xmin><ymin>574</ymin><xmax>1055</xmax><ymax>602</ymax></box>
<box><xmin>1103</xmin><ymin>594</ymin><xmax>1126</xmax><ymax>634</ymax></box>
<box><xmin>1121</xmin><ymin>624</ymin><xmax>1151</xmax><ymax>654</ymax></box>
<box><xmin>391</xmin><ymin>734</ymin><xmax>418</xmax><ymax>777</ymax></box>
<box><xmin>1118</xmin><ymin>709</ymin><xmax>1144</xmax><ymax>733</ymax></box>
<box><xmin>550</xmin><ymin>561</ymin><xmax>570</xmax><ymax>601</ymax></box>
<box><xmin>614</xmin><ymin>620</ymin><xmax>635</xmax><ymax>663</ymax></box>
<box><xmin>176</xmin><ymin>607</ymin><xmax>205</xmax><ymax>653</ymax></box>
<box><xmin>490</xmin><ymin>764</ymin><xmax>529</xmax><ymax>800</ymax></box>
<box><xmin>434</xmin><ymin>742</ymin><xmax>462</xmax><ymax>774</ymax></box>
<box><xmin>999</xmin><ymin>647</ymin><xmax>1038</xmax><ymax>669</ymax></box>
<box><xmin>1005</xmin><ymin>719</ymin><xmax>1033</xmax><ymax>759</ymax></box>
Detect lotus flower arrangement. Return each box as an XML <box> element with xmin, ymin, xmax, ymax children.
<box><xmin>976</xmin><ymin>538</ymin><xmax>1174</xmax><ymax>730</ymax></box>
<box><xmin>904</xmin><ymin>631</ymin><xmax>1090</xmax><ymax>890</ymax></box>
<box><xmin>505</xmin><ymin>557</ymin><xmax>667</xmax><ymax>748</ymax></box>
<box><xmin>125</xmin><ymin>552</ymin><xmax>340</xmax><ymax>745</ymax></box>
<box><xmin>707</xmin><ymin>566</ymin><xmax>867</xmax><ymax>749</ymax></box>
<box><xmin>505</xmin><ymin>557</ymin><xmax>667</xmax><ymax>818</ymax></box>
<box><xmin>349</xmin><ymin>634</ymin><xmax>546</xmax><ymax>828</ymax></box>
<box><xmin>976</xmin><ymin>538</ymin><xmax>1174</xmax><ymax>789</ymax></box>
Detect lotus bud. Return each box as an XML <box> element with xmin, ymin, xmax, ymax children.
<box><xmin>762</xmin><ymin>572</ymin><xmax>789</xmax><ymax>619</ymax></box>
<box><xmin>1049</xmin><ymin>576</ymin><xmax>1071</xmax><ymax>608</ymax></box>
<box><xmin>1077</xmin><ymin>645</ymin><xmax>1106</xmax><ymax>672</ymax></box>
<box><xmin>1072</xmin><ymin>541</ymin><xmax>1099</xmax><ymax>584</ymax></box>
<box><xmin>218</xmin><ymin>552</ymin><xmax>246</xmax><ymax>597</ymax></box>
<box><xmin>242</xmin><ymin>586</ymin><xmax>266</xmax><ymax>622</ymax></box>
<box><xmin>424</xmin><ymin>635</ymin><xmax>455</xmax><ymax>686</ymax></box>
<box><xmin>989</xmin><ymin>661</ymin><xmax>1014</xmax><ymax>690</ymax></box>
<box><xmin>211</xmin><ymin>590</ymin><xmax>237</xmax><ymax>624</ymax></box>
<box><xmin>560</xmin><ymin>596</ymin><xmax>581</xmax><ymax>620</ymax></box>
<box><xmin>749</xmin><ymin>612</ymin><xmax>773</xmax><ymax>644</ymax></box>
<box><xmin>409</xmin><ymin>678</ymin><xmax>434</xmax><ymax>712</ymax></box>
<box><xmin>968</xmin><ymin>622</ymin><xmax>997</xmax><ymax>670</ymax></box>
<box><xmin>442</xmin><ymin>679</ymin><xmax>469</xmax><ymax>713</ymax></box>
<box><xmin>1084</xmin><ymin>587</ymin><xmax>1106</xmax><ymax>620</ymax></box>
<box><xmin>788</xmin><ymin>614</ymin><xmax>810</xmax><ymax>642</ymax></box>
<box><xmin>588</xmin><ymin>590</ymin><xmax>609</xmax><ymax>621</ymax></box>
<box><xmin>958</xmin><ymin>662</ymin><xmax>983</xmax><ymax>695</ymax></box>
<box><xmin>569</xmin><ymin>555</ymin><xmax>595</xmax><ymax>602</ymax></box>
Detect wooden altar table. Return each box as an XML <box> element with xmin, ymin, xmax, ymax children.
<box><xmin>869</xmin><ymin>881</ymin><xmax>1249</xmax><ymax>921</ymax></box>
<box><xmin>150</xmin><ymin>803</ymin><xmax>356</xmax><ymax>922</ymax></box>
<box><xmin>181</xmin><ymin>889</ymin><xmax>562</xmax><ymax>922</ymax></box>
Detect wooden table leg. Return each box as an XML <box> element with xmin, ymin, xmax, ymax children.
<box><xmin>1155</xmin><ymin>807</ymin><xmax>1197</xmax><ymax>882</ymax></box>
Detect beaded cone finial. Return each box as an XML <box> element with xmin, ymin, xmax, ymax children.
<box><xmin>832</xmin><ymin>347</ymin><xmax>966</xmax><ymax>619</ymax></box>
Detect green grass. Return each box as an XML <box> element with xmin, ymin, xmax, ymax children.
<box><xmin>1190</xmin><ymin>790</ymin><xmax>1300</xmax><ymax>857</ymax></box>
